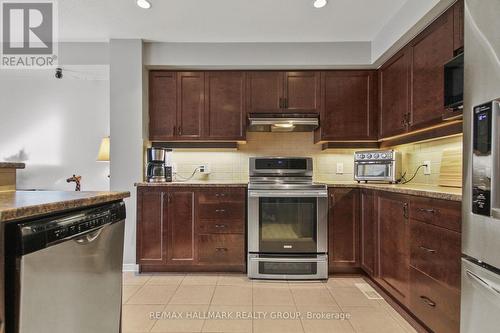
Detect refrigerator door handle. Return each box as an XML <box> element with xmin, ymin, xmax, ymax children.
<box><xmin>466</xmin><ymin>270</ymin><xmax>500</xmax><ymax>297</ymax></box>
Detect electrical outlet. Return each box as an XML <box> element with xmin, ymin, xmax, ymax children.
<box><xmin>423</xmin><ymin>161</ymin><xmax>431</xmax><ymax>175</ymax></box>
<box><xmin>336</xmin><ymin>162</ymin><xmax>344</xmax><ymax>174</ymax></box>
<box><xmin>198</xmin><ymin>164</ymin><xmax>211</xmax><ymax>174</ymax></box>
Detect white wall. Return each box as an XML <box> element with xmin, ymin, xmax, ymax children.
<box><xmin>144</xmin><ymin>42</ymin><xmax>373</xmax><ymax>69</ymax></box>
<box><xmin>109</xmin><ymin>39</ymin><xmax>144</xmax><ymax>269</ymax></box>
<box><xmin>0</xmin><ymin>67</ymin><xmax>110</xmax><ymax>191</ymax></box>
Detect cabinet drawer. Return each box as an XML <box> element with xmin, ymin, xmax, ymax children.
<box><xmin>198</xmin><ymin>188</ymin><xmax>246</xmax><ymax>204</ymax></box>
<box><xmin>409</xmin><ymin>267</ymin><xmax>460</xmax><ymax>333</ymax></box>
<box><xmin>198</xmin><ymin>234</ymin><xmax>245</xmax><ymax>264</ymax></box>
<box><xmin>410</xmin><ymin>197</ymin><xmax>461</xmax><ymax>232</ymax></box>
<box><xmin>410</xmin><ymin>220</ymin><xmax>461</xmax><ymax>288</ymax></box>
<box><xmin>198</xmin><ymin>202</ymin><xmax>245</xmax><ymax>220</ymax></box>
<box><xmin>198</xmin><ymin>219</ymin><xmax>244</xmax><ymax>234</ymax></box>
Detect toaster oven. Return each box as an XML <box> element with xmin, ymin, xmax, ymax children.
<box><xmin>354</xmin><ymin>150</ymin><xmax>402</xmax><ymax>183</ymax></box>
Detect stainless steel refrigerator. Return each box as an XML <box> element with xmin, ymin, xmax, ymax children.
<box><xmin>461</xmin><ymin>0</ymin><xmax>500</xmax><ymax>332</ymax></box>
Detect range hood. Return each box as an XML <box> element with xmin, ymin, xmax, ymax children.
<box><xmin>247</xmin><ymin>113</ymin><xmax>319</xmax><ymax>132</ymax></box>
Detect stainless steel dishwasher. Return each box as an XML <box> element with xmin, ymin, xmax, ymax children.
<box><xmin>5</xmin><ymin>201</ymin><xmax>126</xmax><ymax>333</ymax></box>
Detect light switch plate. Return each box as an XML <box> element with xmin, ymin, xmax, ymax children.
<box><xmin>336</xmin><ymin>162</ymin><xmax>344</xmax><ymax>174</ymax></box>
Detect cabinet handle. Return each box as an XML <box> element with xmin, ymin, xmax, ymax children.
<box><xmin>215</xmin><ymin>209</ymin><xmax>226</xmax><ymax>213</ymax></box>
<box><xmin>216</xmin><ymin>247</ymin><xmax>228</xmax><ymax>252</ymax></box>
<box><xmin>419</xmin><ymin>245</ymin><xmax>437</xmax><ymax>254</ymax></box>
<box><xmin>284</xmin><ymin>98</ymin><xmax>288</xmax><ymax>109</ymax></box>
<box><xmin>178</xmin><ymin>127</ymin><xmax>182</xmax><ymax>136</ymax></box>
<box><xmin>173</xmin><ymin>125</ymin><xmax>177</xmax><ymax>135</ymax></box>
<box><xmin>167</xmin><ymin>193</ymin><xmax>172</xmax><ymax>204</ymax></box>
<box><xmin>420</xmin><ymin>295</ymin><xmax>436</xmax><ymax>307</ymax></box>
<box><xmin>417</xmin><ymin>208</ymin><xmax>436</xmax><ymax>214</ymax></box>
<box><xmin>215</xmin><ymin>224</ymin><xmax>227</xmax><ymax>228</ymax></box>
<box><xmin>403</xmin><ymin>202</ymin><xmax>409</xmax><ymax>219</ymax></box>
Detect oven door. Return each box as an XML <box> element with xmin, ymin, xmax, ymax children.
<box><xmin>248</xmin><ymin>189</ymin><xmax>328</xmax><ymax>254</ymax></box>
<box><xmin>354</xmin><ymin>161</ymin><xmax>395</xmax><ymax>181</ymax></box>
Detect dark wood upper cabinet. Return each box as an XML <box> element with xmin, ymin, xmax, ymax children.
<box><xmin>166</xmin><ymin>189</ymin><xmax>196</xmax><ymax>264</ymax></box>
<box><xmin>246</xmin><ymin>71</ymin><xmax>283</xmax><ymax>113</ymax></box>
<box><xmin>377</xmin><ymin>192</ymin><xmax>410</xmax><ymax>306</ymax></box>
<box><xmin>283</xmin><ymin>71</ymin><xmax>320</xmax><ymax>112</ymax></box>
<box><xmin>177</xmin><ymin>72</ymin><xmax>204</xmax><ymax>138</ymax></box>
<box><xmin>328</xmin><ymin>188</ymin><xmax>360</xmax><ymax>273</ymax></box>
<box><xmin>453</xmin><ymin>0</ymin><xmax>464</xmax><ymax>52</ymax></box>
<box><xmin>149</xmin><ymin>71</ymin><xmax>177</xmax><ymax>141</ymax></box>
<box><xmin>360</xmin><ymin>189</ymin><xmax>377</xmax><ymax>277</ymax></box>
<box><xmin>379</xmin><ymin>48</ymin><xmax>411</xmax><ymax>139</ymax></box>
<box><xmin>204</xmin><ymin>71</ymin><xmax>246</xmax><ymax>140</ymax></box>
<box><xmin>137</xmin><ymin>188</ymin><xmax>165</xmax><ymax>265</ymax></box>
<box><xmin>409</xmin><ymin>9</ymin><xmax>454</xmax><ymax>131</ymax></box>
<box><xmin>316</xmin><ymin>71</ymin><xmax>377</xmax><ymax>142</ymax></box>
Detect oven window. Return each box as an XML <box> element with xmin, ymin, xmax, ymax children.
<box><xmin>357</xmin><ymin>164</ymin><xmax>391</xmax><ymax>178</ymax></box>
<box><xmin>259</xmin><ymin>261</ymin><xmax>317</xmax><ymax>275</ymax></box>
<box><xmin>259</xmin><ymin>197</ymin><xmax>317</xmax><ymax>253</ymax></box>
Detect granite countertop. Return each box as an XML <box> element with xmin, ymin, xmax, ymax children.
<box><xmin>135</xmin><ymin>181</ymin><xmax>248</xmax><ymax>187</ymax></box>
<box><xmin>135</xmin><ymin>180</ymin><xmax>461</xmax><ymax>201</ymax></box>
<box><xmin>0</xmin><ymin>191</ymin><xmax>130</xmax><ymax>223</ymax></box>
<box><xmin>324</xmin><ymin>182</ymin><xmax>462</xmax><ymax>201</ymax></box>
<box><xmin>0</xmin><ymin>162</ymin><xmax>25</xmax><ymax>169</ymax></box>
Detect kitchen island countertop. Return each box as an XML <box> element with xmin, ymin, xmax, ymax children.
<box><xmin>0</xmin><ymin>190</ymin><xmax>130</xmax><ymax>223</ymax></box>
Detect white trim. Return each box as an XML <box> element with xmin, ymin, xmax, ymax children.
<box><xmin>122</xmin><ymin>264</ymin><xmax>139</xmax><ymax>272</ymax></box>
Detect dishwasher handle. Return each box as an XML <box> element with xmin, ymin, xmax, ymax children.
<box><xmin>74</xmin><ymin>226</ymin><xmax>106</xmax><ymax>245</ymax></box>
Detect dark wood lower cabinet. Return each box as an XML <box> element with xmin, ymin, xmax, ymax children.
<box><xmin>328</xmin><ymin>188</ymin><xmax>360</xmax><ymax>273</ymax></box>
<box><xmin>137</xmin><ymin>186</ymin><xmax>246</xmax><ymax>272</ymax></box>
<box><xmin>360</xmin><ymin>189</ymin><xmax>377</xmax><ymax>277</ymax></box>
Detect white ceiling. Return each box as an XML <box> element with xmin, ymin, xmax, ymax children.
<box><xmin>58</xmin><ymin>0</ymin><xmax>409</xmax><ymax>43</ymax></box>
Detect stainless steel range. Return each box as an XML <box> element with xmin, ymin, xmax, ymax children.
<box><xmin>247</xmin><ymin>157</ymin><xmax>328</xmax><ymax>280</ymax></box>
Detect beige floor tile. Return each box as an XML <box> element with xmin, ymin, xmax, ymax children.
<box><xmin>123</xmin><ymin>285</ymin><xmax>142</xmax><ymax>304</ymax></box>
<box><xmin>211</xmin><ymin>285</ymin><xmax>252</xmax><ymax>306</ymax></box>
<box><xmin>377</xmin><ymin>300</ymin><xmax>418</xmax><ymax>333</ymax></box>
<box><xmin>326</xmin><ymin>277</ymin><xmax>366</xmax><ymax>288</ymax></box>
<box><xmin>151</xmin><ymin>304</ymin><xmax>209</xmax><ymax>332</ymax></box>
<box><xmin>147</xmin><ymin>274</ymin><xmax>186</xmax><ymax>286</ymax></box>
<box><xmin>218</xmin><ymin>274</ymin><xmax>252</xmax><ymax>286</ymax></box>
<box><xmin>122</xmin><ymin>304</ymin><xmax>164</xmax><ymax>332</ymax></box>
<box><xmin>344</xmin><ymin>306</ymin><xmax>408</xmax><ymax>333</ymax></box>
<box><xmin>123</xmin><ymin>272</ymin><xmax>152</xmax><ymax>286</ymax></box>
<box><xmin>127</xmin><ymin>285</ymin><xmax>178</xmax><ymax>305</ymax></box>
<box><xmin>252</xmin><ymin>280</ymin><xmax>290</xmax><ymax>288</ymax></box>
<box><xmin>202</xmin><ymin>305</ymin><xmax>252</xmax><ymax>332</ymax></box>
<box><xmin>170</xmin><ymin>285</ymin><xmax>216</xmax><ymax>304</ymax></box>
<box><xmin>327</xmin><ymin>286</ymin><xmax>381</xmax><ymax>308</ymax></box>
<box><xmin>182</xmin><ymin>274</ymin><xmax>219</xmax><ymax>286</ymax></box>
<box><xmin>253</xmin><ymin>305</ymin><xmax>303</xmax><ymax>333</ymax></box>
<box><xmin>253</xmin><ymin>285</ymin><xmax>294</xmax><ymax>306</ymax></box>
<box><xmin>291</xmin><ymin>286</ymin><xmax>337</xmax><ymax>306</ymax></box>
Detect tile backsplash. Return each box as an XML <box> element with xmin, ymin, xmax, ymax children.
<box><xmin>158</xmin><ymin>132</ymin><xmax>463</xmax><ymax>186</ymax></box>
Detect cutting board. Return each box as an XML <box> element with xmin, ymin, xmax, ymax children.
<box><xmin>439</xmin><ymin>148</ymin><xmax>462</xmax><ymax>188</ymax></box>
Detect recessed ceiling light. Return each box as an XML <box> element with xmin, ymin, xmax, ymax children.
<box><xmin>136</xmin><ymin>0</ymin><xmax>151</xmax><ymax>9</ymax></box>
<box><xmin>313</xmin><ymin>0</ymin><xmax>327</xmax><ymax>8</ymax></box>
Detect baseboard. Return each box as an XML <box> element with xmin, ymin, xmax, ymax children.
<box><xmin>122</xmin><ymin>263</ymin><xmax>139</xmax><ymax>272</ymax></box>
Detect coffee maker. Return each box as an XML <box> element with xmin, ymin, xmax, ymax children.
<box><xmin>146</xmin><ymin>148</ymin><xmax>172</xmax><ymax>182</ymax></box>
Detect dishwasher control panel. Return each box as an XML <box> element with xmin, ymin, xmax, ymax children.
<box><xmin>10</xmin><ymin>201</ymin><xmax>126</xmax><ymax>255</ymax></box>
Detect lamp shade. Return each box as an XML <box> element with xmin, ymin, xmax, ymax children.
<box><xmin>96</xmin><ymin>137</ymin><xmax>110</xmax><ymax>162</ymax></box>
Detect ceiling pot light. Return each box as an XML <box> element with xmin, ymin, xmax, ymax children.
<box><xmin>313</xmin><ymin>0</ymin><xmax>327</xmax><ymax>8</ymax></box>
<box><xmin>136</xmin><ymin>0</ymin><xmax>151</xmax><ymax>9</ymax></box>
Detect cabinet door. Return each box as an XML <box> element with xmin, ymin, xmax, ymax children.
<box><xmin>205</xmin><ymin>71</ymin><xmax>246</xmax><ymax>140</ymax></box>
<box><xmin>137</xmin><ymin>189</ymin><xmax>165</xmax><ymax>265</ymax></box>
<box><xmin>166</xmin><ymin>190</ymin><xmax>196</xmax><ymax>264</ymax></box>
<box><xmin>149</xmin><ymin>71</ymin><xmax>177</xmax><ymax>140</ymax></box>
<box><xmin>360</xmin><ymin>190</ymin><xmax>377</xmax><ymax>277</ymax></box>
<box><xmin>453</xmin><ymin>0</ymin><xmax>464</xmax><ymax>52</ymax></box>
<box><xmin>379</xmin><ymin>49</ymin><xmax>410</xmax><ymax>138</ymax></box>
<box><xmin>319</xmin><ymin>71</ymin><xmax>377</xmax><ymax>141</ymax></box>
<box><xmin>177</xmin><ymin>72</ymin><xmax>204</xmax><ymax>138</ymax></box>
<box><xmin>246</xmin><ymin>71</ymin><xmax>283</xmax><ymax>113</ymax></box>
<box><xmin>328</xmin><ymin>188</ymin><xmax>360</xmax><ymax>273</ymax></box>
<box><xmin>410</xmin><ymin>9</ymin><xmax>454</xmax><ymax>131</ymax></box>
<box><xmin>283</xmin><ymin>71</ymin><xmax>320</xmax><ymax>113</ymax></box>
<box><xmin>377</xmin><ymin>192</ymin><xmax>410</xmax><ymax>305</ymax></box>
